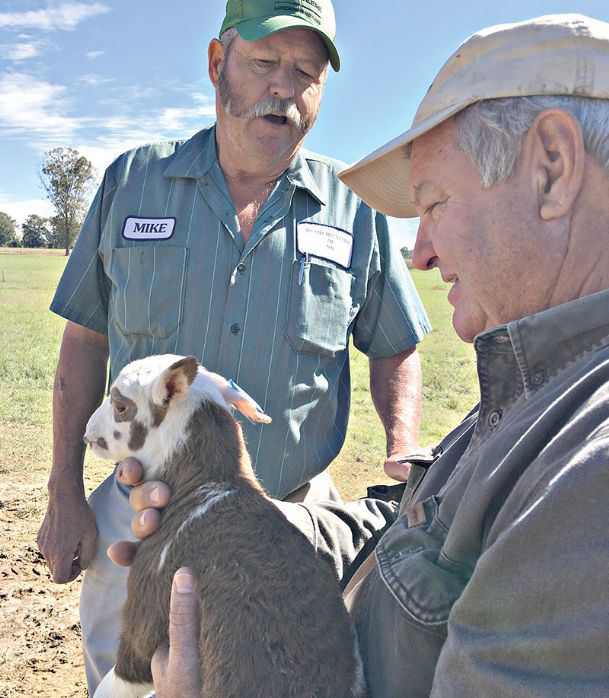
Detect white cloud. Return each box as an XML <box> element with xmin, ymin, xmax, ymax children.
<box><xmin>77</xmin><ymin>73</ymin><xmax>114</xmax><ymax>86</ymax></box>
<box><xmin>86</xmin><ymin>50</ymin><xmax>104</xmax><ymax>60</ymax></box>
<box><xmin>0</xmin><ymin>198</ymin><xmax>54</xmax><ymax>227</ymax></box>
<box><xmin>0</xmin><ymin>72</ymin><xmax>81</xmax><ymax>143</ymax></box>
<box><xmin>4</xmin><ymin>41</ymin><xmax>40</xmax><ymax>61</ymax></box>
<box><xmin>0</xmin><ymin>3</ymin><xmax>110</xmax><ymax>31</ymax></box>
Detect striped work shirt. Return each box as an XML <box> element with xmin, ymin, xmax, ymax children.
<box><xmin>51</xmin><ymin>125</ymin><xmax>430</xmax><ymax>498</ymax></box>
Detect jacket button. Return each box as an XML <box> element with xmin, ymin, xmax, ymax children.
<box><xmin>488</xmin><ymin>410</ymin><xmax>502</xmax><ymax>428</ymax></box>
<box><xmin>237</xmin><ymin>263</ymin><xmax>246</xmax><ymax>274</ymax></box>
<box><xmin>230</xmin><ymin>323</ymin><xmax>240</xmax><ymax>335</ymax></box>
<box><xmin>531</xmin><ymin>369</ymin><xmax>545</xmax><ymax>386</ymax></box>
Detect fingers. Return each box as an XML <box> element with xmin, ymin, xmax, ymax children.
<box><xmin>168</xmin><ymin>568</ymin><xmax>200</xmax><ymax>651</ymax></box>
<box><xmin>53</xmin><ymin>555</ymin><xmax>79</xmax><ymax>584</ymax></box>
<box><xmin>129</xmin><ymin>481</ymin><xmax>171</xmax><ymax>513</ymax></box>
<box><xmin>77</xmin><ymin>529</ymin><xmax>97</xmax><ymax>573</ymax></box>
<box><xmin>383</xmin><ymin>456</ymin><xmax>412</xmax><ymax>482</ymax></box>
<box><xmin>107</xmin><ymin>540</ymin><xmax>141</xmax><ymax>567</ymax></box>
<box><xmin>116</xmin><ymin>457</ymin><xmax>145</xmax><ymax>486</ymax></box>
<box><xmin>131</xmin><ymin>507</ymin><xmax>162</xmax><ymax>539</ymax></box>
<box><xmin>151</xmin><ymin>567</ymin><xmax>203</xmax><ymax>698</ymax></box>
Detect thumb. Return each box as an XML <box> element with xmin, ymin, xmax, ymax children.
<box><xmin>168</xmin><ymin>567</ymin><xmax>201</xmax><ymax>660</ymax></box>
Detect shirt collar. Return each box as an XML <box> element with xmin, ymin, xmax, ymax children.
<box><xmin>163</xmin><ymin>126</ymin><xmax>218</xmax><ymax>179</ymax></box>
<box><xmin>284</xmin><ymin>148</ymin><xmax>326</xmax><ymax>206</ymax></box>
<box><xmin>475</xmin><ymin>287</ymin><xmax>609</xmax><ymax>399</ymax></box>
<box><xmin>163</xmin><ymin>125</ymin><xmax>326</xmax><ymax>205</ymax></box>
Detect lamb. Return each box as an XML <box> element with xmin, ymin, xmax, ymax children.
<box><xmin>84</xmin><ymin>354</ymin><xmax>364</xmax><ymax>698</ymax></box>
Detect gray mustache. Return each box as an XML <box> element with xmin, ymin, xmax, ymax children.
<box><xmin>245</xmin><ymin>98</ymin><xmax>304</xmax><ymax>132</ymax></box>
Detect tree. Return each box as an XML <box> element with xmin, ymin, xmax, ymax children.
<box><xmin>22</xmin><ymin>214</ymin><xmax>50</xmax><ymax>248</ymax></box>
<box><xmin>0</xmin><ymin>211</ymin><xmax>17</xmax><ymax>247</ymax></box>
<box><xmin>40</xmin><ymin>147</ymin><xmax>95</xmax><ymax>256</ymax></box>
<box><xmin>47</xmin><ymin>214</ymin><xmax>81</xmax><ymax>250</ymax></box>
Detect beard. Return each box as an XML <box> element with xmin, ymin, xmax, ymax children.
<box><xmin>217</xmin><ymin>63</ymin><xmax>314</xmax><ymax>137</ymax></box>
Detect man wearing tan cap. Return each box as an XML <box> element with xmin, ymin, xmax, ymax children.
<box><xmin>114</xmin><ymin>12</ymin><xmax>609</xmax><ymax>697</ymax></box>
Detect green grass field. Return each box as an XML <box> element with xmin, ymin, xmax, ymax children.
<box><xmin>0</xmin><ymin>249</ymin><xmax>478</xmax><ymax>501</ymax></box>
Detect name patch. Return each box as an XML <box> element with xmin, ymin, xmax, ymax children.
<box><xmin>122</xmin><ymin>216</ymin><xmax>176</xmax><ymax>240</ymax></box>
<box><xmin>296</xmin><ymin>223</ymin><xmax>353</xmax><ymax>268</ymax></box>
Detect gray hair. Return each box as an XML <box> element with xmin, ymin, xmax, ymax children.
<box><xmin>219</xmin><ymin>26</ymin><xmax>238</xmax><ymax>62</ymax></box>
<box><xmin>454</xmin><ymin>95</ymin><xmax>609</xmax><ymax>187</ymax></box>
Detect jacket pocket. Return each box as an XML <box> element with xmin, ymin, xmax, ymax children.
<box><xmin>376</xmin><ymin>497</ymin><xmax>469</xmax><ymax>628</ymax></box>
<box><xmin>109</xmin><ymin>246</ymin><xmax>188</xmax><ymax>339</ymax></box>
<box><xmin>285</xmin><ymin>258</ymin><xmax>356</xmax><ymax>357</ymax></box>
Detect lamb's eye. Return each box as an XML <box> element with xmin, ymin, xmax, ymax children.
<box><xmin>114</xmin><ymin>403</ymin><xmax>127</xmax><ymax>414</ymax></box>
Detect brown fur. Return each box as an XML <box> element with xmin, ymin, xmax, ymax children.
<box><xmin>115</xmin><ymin>401</ymin><xmax>361</xmax><ymax>697</ymax></box>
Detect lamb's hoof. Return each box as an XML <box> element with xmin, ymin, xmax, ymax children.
<box><xmin>94</xmin><ymin>666</ymin><xmax>154</xmax><ymax>698</ymax></box>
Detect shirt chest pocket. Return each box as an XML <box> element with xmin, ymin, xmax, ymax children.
<box><xmin>109</xmin><ymin>246</ymin><xmax>188</xmax><ymax>339</ymax></box>
<box><xmin>286</xmin><ymin>259</ymin><xmax>357</xmax><ymax>357</ymax></box>
<box><xmin>377</xmin><ymin>497</ymin><xmax>470</xmax><ymax>628</ymax></box>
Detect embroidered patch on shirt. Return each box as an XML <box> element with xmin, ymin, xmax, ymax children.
<box><xmin>296</xmin><ymin>222</ymin><xmax>353</xmax><ymax>269</ymax></box>
<box><xmin>122</xmin><ymin>216</ymin><xmax>176</xmax><ymax>240</ymax></box>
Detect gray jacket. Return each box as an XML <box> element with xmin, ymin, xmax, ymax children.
<box><xmin>281</xmin><ymin>287</ymin><xmax>609</xmax><ymax>696</ymax></box>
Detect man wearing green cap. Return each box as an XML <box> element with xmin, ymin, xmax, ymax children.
<box><xmin>125</xmin><ymin>12</ymin><xmax>609</xmax><ymax>696</ymax></box>
<box><xmin>37</xmin><ymin>0</ymin><xmax>430</xmax><ymax>692</ymax></box>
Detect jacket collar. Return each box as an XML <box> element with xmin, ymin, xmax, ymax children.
<box><xmin>475</xmin><ymin>287</ymin><xmax>609</xmax><ymax>400</ymax></box>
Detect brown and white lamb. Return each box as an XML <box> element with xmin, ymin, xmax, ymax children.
<box><xmin>84</xmin><ymin>354</ymin><xmax>364</xmax><ymax>698</ymax></box>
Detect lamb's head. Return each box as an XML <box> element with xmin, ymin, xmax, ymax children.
<box><xmin>84</xmin><ymin>354</ymin><xmax>271</xmax><ymax>478</ymax></box>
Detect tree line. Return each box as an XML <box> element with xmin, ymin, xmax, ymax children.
<box><xmin>1</xmin><ymin>147</ymin><xmax>95</xmax><ymax>255</ymax></box>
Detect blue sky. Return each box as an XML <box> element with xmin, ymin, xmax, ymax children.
<box><xmin>2</xmin><ymin>1</ymin><xmax>609</xmax><ymax>247</ymax></box>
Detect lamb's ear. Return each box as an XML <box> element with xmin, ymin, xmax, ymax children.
<box><xmin>152</xmin><ymin>356</ymin><xmax>199</xmax><ymax>405</ymax></box>
<box><xmin>207</xmin><ymin>373</ymin><xmax>272</xmax><ymax>424</ymax></box>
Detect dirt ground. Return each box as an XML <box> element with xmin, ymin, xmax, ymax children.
<box><xmin>0</xmin><ymin>476</ymin><xmax>89</xmax><ymax>698</ymax></box>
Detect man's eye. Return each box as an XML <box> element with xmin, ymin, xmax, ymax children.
<box><xmin>253</xmin><ymin>59</ymin><xmax>274</xmax><ymax>69</ymax></box>
<box><xmin>297</xmin><ymin>68</ymin><xmax>314</xmax><ymax>80</ymax></box>
<box><xmin>424</xmin><ymin>200</ymin><xmax>445</xmax><ymax>215</ymax></box>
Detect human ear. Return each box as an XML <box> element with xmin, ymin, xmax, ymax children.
<box><xmin>528</xmin><ymin>109</ymin><xmax>585</xmax><ymax>221</ymax></box>
<box><xmin>208</xmin><ymin>38</ymin><xmax>224</xmax><ymax>86</ymax></box>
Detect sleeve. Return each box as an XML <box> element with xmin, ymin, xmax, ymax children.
<box><xmin>274</xmin><ymin>497</ymin><xmax>398</xmax><ymax>587</ymax></box>
<box><xmin>49</xmin><ymin>164</ymin><xmax>118</xmax><ymax>334</ymax></box>
<box><xmin>431</xmin><ymin>436</ymin><xmax>609</xmax><ymax>696</ymax></box>
<box><xmin>352</xmin><ymin>211</ymin><xmax>431</xmax><ymax>358</ymax></box>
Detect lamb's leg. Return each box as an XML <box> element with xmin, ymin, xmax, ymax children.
<box><xmin>93</xmin><ymin>666</ymin><xmax>154</xmax><ymax>698</ymax></box>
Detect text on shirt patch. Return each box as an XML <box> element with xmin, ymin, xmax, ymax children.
<box><xmin>122</xmin><ymin>216</ymin><xmax>176</xmax><ymax>240</ymax></box>
<box><xmin>296</xmin><ymin>223</ymin><xmax>353</xmax><ymax>269</ymax></box>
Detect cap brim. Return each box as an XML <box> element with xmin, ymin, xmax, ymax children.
<box><xmin>235</xmin><ymin>17</ymin><xmax>340</xmax><ymax>71</ymax></box>
<box><xmin>338</xmin><ymin>99</ymin><xmax>474</xmax><ymax>217</ymax></box>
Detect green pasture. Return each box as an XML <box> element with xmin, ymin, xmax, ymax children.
<box><xmin>0</xmin><ymin>249</ymin><xmax>478</xmax><ymax>500</ymax></box>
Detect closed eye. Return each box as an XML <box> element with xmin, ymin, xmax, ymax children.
<box><xmin>424</xmin><ymin>198</ymin><xmax>449</xmax><ymax>216</ymax></box>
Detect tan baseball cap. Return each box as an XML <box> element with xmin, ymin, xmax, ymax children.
<box><xmin>339</xmin><ymin>13</ymin><xmax>609</xmax><ymax>218</ymax></box>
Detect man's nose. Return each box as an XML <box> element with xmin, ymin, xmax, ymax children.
<box><xmin>411</xmin><ymin>225</ymin><xmax>437</xmax><ymax>272</ymax></box>
<box><xmin>269</xmin><ymin>67</ymin><xmax>296</xmax><ymax>100</ymax></box>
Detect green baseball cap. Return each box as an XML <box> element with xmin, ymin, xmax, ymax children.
<box><xmin>219</xmin><ymin>0</ymin><xmax>340</xmax><ymax>71</ymax></box>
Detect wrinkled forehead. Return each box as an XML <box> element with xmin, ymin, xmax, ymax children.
<box><xmin>235</xmin><ymin>27</ymin><xmax>328</xmax><ymax>67</ymax></box>
<box><xmin>408</xmin><ymin>119</ymin><xmax>461</xmax><ymax>200</ymax></box>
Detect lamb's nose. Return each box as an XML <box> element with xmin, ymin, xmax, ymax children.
<box><xmin>83</xmin><ymin>434</ymin><xmax>108</xmax><ymax>450</ymax></box>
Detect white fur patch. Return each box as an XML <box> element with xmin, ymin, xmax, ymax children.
<box><xmin>94</xmin><ymin>666</ymin><xmax>154</xmax><ymax>698</ymax></box>
<box><xmin>157</xmin><ymin>483</ymin><xmax>235</xmax><ymax>573</ymax></box>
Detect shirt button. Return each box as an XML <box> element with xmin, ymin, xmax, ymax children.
<box><xmin>237</xmin><ymin>263</ymin><xmax>246</xmax><ymax>274</ymax></box>
<box><xmin>488</xmin><ymin>410</ymin><xmax>502</xmax><ymax>428</ymax></box>
<box><xmin>531</xmin><ymin>369</ymin><xmax>545</xmax><ymax>386</ymax></box>
<box><xmin>230</xmin><ymin>323</ymin><xmax>240</xmax><ymax>335</ymax></box>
